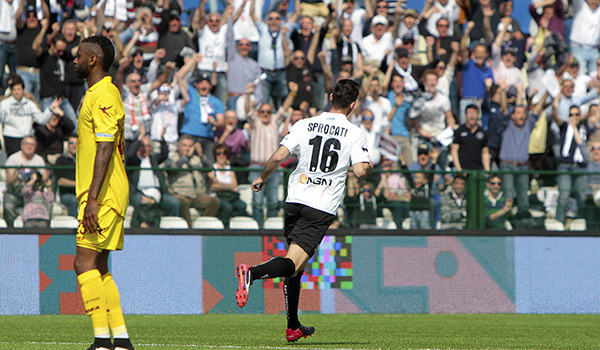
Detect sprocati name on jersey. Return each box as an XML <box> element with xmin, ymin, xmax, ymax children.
<box><xmin>306</xmin><ymin>122</ymin><xmax>349</xmax><ymax>137</ymax></box>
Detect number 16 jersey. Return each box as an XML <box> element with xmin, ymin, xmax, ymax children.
<box><xmin>280</xmin><ymin>112</ymin><xmax>371</xmax><ymax>215</ymax></box>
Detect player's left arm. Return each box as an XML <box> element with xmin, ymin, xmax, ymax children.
<box><xmin>350</xmin><ymin>130</ymin><xmax>373</xmax><ymax>178</ymax></box>
<box><xmin>82</xmin><ymin>141</ymin><xmax>114</xmax><ymax>234</ymax></box>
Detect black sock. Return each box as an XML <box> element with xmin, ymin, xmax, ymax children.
<box><xmin>114</xmin><ymin>338</ymin><xmax>134</xmax><ymax>349</ymax></box>
<box><xmin>249</xmin><ymin>257</ymin><xmax>295</xmax><ymax>281</ymax></box>
<box><xmin>93</xmin><ymin>337</ymin><xmax>113</xmax><ymax>348</ymax></box>
<box><xmin>284</xmin><ymin>271</ymin><xmax>302</xmax><ymax>330</ymax></box>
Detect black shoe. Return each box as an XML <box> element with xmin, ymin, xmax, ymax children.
<box><xmin>86</xmin><ymin>340</ymin><xmax>113</xmax><ymax>350</ymax></box>
<box><xmin>114</xmin><ymin>338</ymin><xmax>135</xmax><ymax>350</ymax></box>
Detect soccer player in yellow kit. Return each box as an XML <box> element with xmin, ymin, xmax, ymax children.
<box><xmin>73</xmin><ymin>35</ymin><xmax>134</xmax><ymax>350</ymax></box>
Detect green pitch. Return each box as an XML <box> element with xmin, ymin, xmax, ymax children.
<box><xmin>1</xmin><ymin>314</ymin><xmax>598</xmax><ymax>350</ymax></box>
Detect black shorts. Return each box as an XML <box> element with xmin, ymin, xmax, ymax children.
<box><xmin>284</xmin><ymin>202</ymin><xmax>335</xmax><ymax>258</ymax></box>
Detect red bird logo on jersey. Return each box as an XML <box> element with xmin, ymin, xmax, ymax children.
<box><xmin>99</xmin><ymin>105</ymin><xmax>112</xmax><ymax>115</ymax></box>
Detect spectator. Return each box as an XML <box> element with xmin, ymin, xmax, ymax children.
<box><xmin>208</xmin><ymin>144</ymin><xmax>249</xmax><ymax>227</ymax></box>
<box><xmin>149</xmin><ymin>76</ymin><xmax>188</xmax><ymax>151</ymax></box>
<box><xmin>386</xmin><ymin>74</ymin><xmax>413</xmax><ymax>165</ymax></box>
<box><xmin>55</xmin><ymin>135</ymin><xmax>77</xmax><ymax>217</ymax></box>
<box><xmin>440</xmin><ymin>174</ymin><xmax>467</xmax><ymax>229</ymax></box>
<box><xmin>0</xmin><ymin>0</ymin><xmax>21</xmax><ymax>88</ymax></box>
<box><xmin>21</xmin><ymin>170</ymin><xmax>53</xmax><ymax>228</ymax></box>
<box><xmin>58</xmin><ymin>19</ymin><xmax>85</xmax><ymax>111</ymax></box>
<box><xmin>250</xmin><ymin>6</ymin><xmax>296</xmax><ymax>108</ymax></box>
<box><xmin>376</xmin><ymin>156</ymin><xmax>411</xmax><ymax>228</ymax></box>
<box><xmin>0</xmin><ymin>76</ymin><xmax>55</xmax><ymax>156</ymax></box>
<box><xmin>344</xmin><ymin>179</ymin><xmax>380</xmax><ymax>229</ymax></box>
<box><xmin>562</xmin><ymin>59</ymin><xmax>593</xmax><ymax>98</ymax></box>
<box><xmin>176</xmin><ymin>53</ymin><xmax>225</xmax><ymax>164</ymax></box>
<box><xmin>359</xmin><ymin>109</ymin><xmax>381</xmax><ymax>166</ymax></box>
<box><xmin>468</xmin><ymin>0</ymin><xmax>500</xmax><ymax>42</ymax></box>
<box><xmin>333</xmin><ymin>18</ymin><xmax>365</xmax><ymax>80</ymax></box>
<box><xmin>586</xmin><ymin>141</ymin><xmax>600</xmax><ymax>229</ymax></box>
<box><xmin>458</xmin><ymin>22</ymin><xmax>494</xmax><ymax>124</ymax></box>
<box><xmin>246</xmin><ymin>82</ymin><xmax>295</xmax><ymax>226</ymax></box>
<box><xmin>121</xmin><ymin>71</ymin><xmax>151</xmax><ymax>148</ymax></box>
<box><xmin>529</xmin><ymin>0</ymin><xmax>565</xmax><ymax>38</ymax></box>
<box><xmin>158</xmin><ymin>9</ymin><xmax>194</xmax><ymax>64</ymax></box>
<box><xmin>231</xmin><ymin>0</ymin><xmax>261</xmax><ymax>60</ymax></box>
<box><xmin>450</xmin><ymin>104</ymin><xmax>490</xmax><ymax>171</ymax></box>
<box><xmin>363</xmin><ymin>0</ymin><xmax>392</xmax><ymax>36</ymax></box>
<box><xmin>411</xmin><ymin>69</ymin><xmax>455</xmax><ymax>169</ymax></box>
<box><xmin>4</xmin><ymin>136</ymin><xmax>48</xmax><ymax>227</ymax></box>
<box><xmin>34</xmin><ymin>102</ymin><xmax>75</xmax><ymax>164</ymax></box>
<box><xmin>341</xmin><ymin>0</ymin><xmax>372</xmax><ymax>43</ymax></box>
<box><xmin>483</xmin><ymin>82</ymin><xmax>510</xmax><ymax>169</ymax></box>
<box><xmin>419</xmin><ymin>17</ymin><xmax>459</xmax><ymax>65</ymax></box>
<box><xmin>291</xmin><ymin>15</ymin><xmax>331</xmax><ymax>111</ymax></box>
<box><xmin>569</xmin><ymin>0</ymin><xmax>600</xmax><ymax>74</ymax></box>
<box><xmin>499</xmin><ymin>101</ymin><xmax>543</xmax><ymax>212</ymax></box>
<box><xmin>422</xmin><ymin>0</ymin><xmax>460</xmax><ymax>38</ymax></box>
<box><xmin>32</xmin><ymin>24</ymin><xmax>78</xmax><ymax>129</ymax></box>
<box><xmin>214</xmin><ymin>109</ymin><xmax>250</xmax><ymax>174</ymax></box>
<box><xmin>404</xmin><ymin>171</ymin><xmax>432</xmax><ymax>229</ymax></box>
<box><xmin>362</xmin><ymin>74</ymin><xmax>392</xmax><ymax>134</ymax></box>
<box><xmin>359</xmin><ymin>15</ymin><xmax>394</xmax><ymax>81</ymax></box>
<box><xmin>126</xmin><ymin>136</ymin><xmax>181</xmax><ymax>228</ymax></box>
<box><xmin>395</xmin><ymin>8</ymin><xmax>420</xmax><ymax>55</ymax></box>
<box><xmin>192</xmin><ymin>1</ymin><xmax>232</xmax><ymax>103</ymax></box>
<box><xmin>387</xmin><ymin>47</ymin><xmax>438</xmax><ymax>93</ymax></box>
<box><xmin>484</xmin><ymin>173</ymin><xmax>513</xmax><ymax>229</ymax></box>
<box><xmin>555</xmin><ymin>76</ymin><xmax>598</xmax><ymax>123</ymax></box>
<box><xmin>119</xmin><ymin>7</ymin><xmax>160</xmax><ymax>63</ymax></box>
<box><xmin>552</xmin><ymin>99</ymin><xmax>591</xmax><ymax>224</ymax></box>
<box><xmin>286</xmin><ymin>47</ymin><xmax>316</xmax><ymax>110</ymax></box>
<box><xmin>164</xmin><ymin>135</ymin><xmax>220</xmax><ymax>227</ymax></box>
<box><xmin>225</xmin><ymin>14</ymin><xmax>262</xmax><ymax>110</ymax></box>
<box><xmin>490</xmin><ymin>18</ymin><xmax>523</xmax><ymax>90</ymax></box>
<box><xmin>16</xmin><ymin>4</ymin><xmax>44</xmax><ymax>98</ymax></box>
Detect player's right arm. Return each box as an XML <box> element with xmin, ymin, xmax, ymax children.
<box><xmin>350</xmin><ymin>129</ymin><xmax>373</xmax><ymax>179</ymax></box>
<box><xmin>252</xmin><ymin>145</ymin><xmax>291</xmax><ymax>192</ymax></box>
<box><xmin>82</xmin><ymin>142</ymin><xmax>114</xmax><ymax>234</ymax></box>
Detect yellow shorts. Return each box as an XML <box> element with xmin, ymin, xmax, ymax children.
<box><xmin>76</xmin><ymin>203</ymin><xmax>125</xmax><ymax>252</ymax></box>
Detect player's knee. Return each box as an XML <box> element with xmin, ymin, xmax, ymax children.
<box><xmin>282</xmin><ymin>257</ymin><xmax>296</xmax><ymax>277</ymax></box>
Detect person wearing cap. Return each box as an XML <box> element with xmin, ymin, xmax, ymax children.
<box><xmin>359</xmin><ymin>14</ymin><xmax>394</xmax><ymax>78</ymax></box>
<box><xmin>387</xmin><ymin>47</ymin><xmax>438</xmax><ymax>93</ymax></box>
<box><xmin>363</xmin><ymin>0</ymin><xmax>393</xmax><ymax>37</ymax></box>
<box><xmin>490</xmin><ymin>18</ymin><xmax>522</xmax><ymax>90</ymax></box>
<box><xmin>556</xmin><ymin>72</ymin><xmax>599</xmax><ymax>123</ymax></box>
<box><xmin>176</xmin><ymin>53</ymin><xmax>225</xmax><ymax>164</ymax></box>
<box><xmin>395</xmin><ymin>8</ymin><xmax>419</xmax><ymax>52</ymax></box>
<box><xmin>157</xmin><ymin>9</ymin><xmax>194</xmax><ymax>64</ymax></box>
<box><xmin>16</xmin><ymin>3</ymin><xmax>45</xmax><ymax>99</ymax></box>
<box><xmin>126</xmin><ymin>135</ymin><xmax>181</xmax><ymax>228</ymax></box>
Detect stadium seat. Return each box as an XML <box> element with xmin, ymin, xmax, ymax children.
<box><xmin>0</xmin><ymin>218</ymin><xmax>7</xmax><ymax>228</ymax></box>
<box><xmin>192</xmin><ymin>216</ymin><xmax>225</xmax><ymax>229</ymax></box>
<box><xmin>264</xmin><ymin>216</ymin><xmax>284</xmax><ymax>229</ymax></box>
<box><xmin>159</xmin><ymin>216</ymin><xmax>189</xmax><ymax>229</ymax></box>
<box><xmin>568</xmin><ymin>218</ymin><xmax>587</xmax><ymax>231</ymax></box>
<box><xmin>124</xmin><ymin>216</ymin><xmax>132</xmax><ymax>229</ymax></box>
<box><xmin>544</xmin><ymin>218</ymin><xmax>565</xmax><ymax>231</ymax></box>
<box><xmin>229</xmin><ymin>216</ymin><xmax>259</xmax><ymax>229</ymax></box>
<box><xmin>51</xmin><ymin>202</ymin><xmax>67</xmax><ymax>216</ymax></box>
<box><xmin>13</xmin><ymin>215</ymin><xmax>23</xmax><ymax>228</ymax></box>
<box><xmin>382</xmin><ymin>208</ymin><xmax>393</xmax><ymax>221</ymax></box>
<box><xmin>401</xmin><ymin>218</ymin><xmax>411</xmax><ymax>230</ymax></box>
<box><xmin>50</xmin><ymin>215</ymin><xmax>79</xmax><ymax>228</ymax></box>
<box><xmin>375</xmin><ymin>217</ymin><xmax>397</xmax><ymax>230</ymax></box>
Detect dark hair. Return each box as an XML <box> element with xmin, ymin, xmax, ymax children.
<box><xmin>331</xmin><ymin>79</ymin><xmax>361</xmax><ymax>110</ymax></box>
<box><xmin>465</xmin><ymin>104</ymin><xmax>479</xmax><ymax>114</ymax></box>
<box><xmin>487</xmin><ymin>173</ymin><xmax>501</xmax><ymax>182</ymax></box>
<box><xmin>490</xmin><ymin>84</ymin><xmax>500</xmax><ymax>96</ymax></box>
<box><xmin>213</xmin><ymin>143</ymin><xmax>231</xmax><ymax>158</ymax></box>
<box><xmin>82</xmin><ymin>35</ymin><xmax>115</xmax><ymax>72</ymax></box>
<box><xmin>8</xmin><ymin>75</ymin><xmax>24</xmax><ymax>89</ymax></box>
<box><xmin>453</xmin><ymin>174</ymin><xmax>467</xmax><ymax>183</ymax></box>
<box><xmin>51</xmin><ymin>33</ymin><xmax>66</xmax><ymax>46</ymax></box>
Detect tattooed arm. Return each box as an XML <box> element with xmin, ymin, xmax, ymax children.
<box><xmin>82</xmin><ymin>142</ymin><xmax>114</xmax><ymax>234</ymax></box>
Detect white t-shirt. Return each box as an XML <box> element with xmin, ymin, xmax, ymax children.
<box><xmin>343</xmin><ymin>8</ymin><xmax>368</xmax><ymax>44</ymax></box>
<box><xmin>280</xmin><ymin>112</ymin><xmax>371</xmax><ymax>214</ymax></box>
<box><xmin>360</xmin><ymin>32</ymin><xmax>394</xmax><ymax>63</ymax></box>
<box><xmin>198</xmin><ymin>25</ymin><xmax>228</xmax><ymax>72</ymax></box>
<box><xmin>419</xmin><ymin>93</ymin><xmax>451</xmax><ymax>137</ymax></box>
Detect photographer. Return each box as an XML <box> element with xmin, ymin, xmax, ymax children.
<box><xmin>22</xmin><ymin>171</ymin><xmax>54</xmax><ymax>228</ymax></box>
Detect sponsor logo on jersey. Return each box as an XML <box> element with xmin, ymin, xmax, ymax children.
<box><xmin>99</xmin><ymin>105</ymin><xmax>112</xmax><ymax>115</ymax></box>
<box><xmin>299</xmin><ymin>174</ymin><xmax>332</xmax><ymax>186</ymax></box>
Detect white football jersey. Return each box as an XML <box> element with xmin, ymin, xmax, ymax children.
<box><xmin>280</xmin><ymin>112</ymin><xmax>371</xmax><ymax>215</ymax></box>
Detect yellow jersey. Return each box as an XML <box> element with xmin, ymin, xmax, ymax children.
<box><xmin>76</xmin><ymin>76</ymin><xmax>129</xmax><ymax>216</ymax></box>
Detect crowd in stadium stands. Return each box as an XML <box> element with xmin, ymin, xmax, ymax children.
<box><xmin>2</xmin><ymin>0</ymin><xmax>600</xmax><ymax>230</ymax></box>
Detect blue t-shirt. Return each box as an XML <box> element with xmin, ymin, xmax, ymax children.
<box><xmin>386</xmin><ymin>91</ymin><xmax>411</xmax><ymax>138</ymax></box>
<box><xmin>461</xmin><ymin>59</ymin><xmax>494</xmax><ymax>99</ymax></box>
<box><xmin>180</xmin><ymin>86</ymin><xmax>224</xmax><ymax>139</ymax></box>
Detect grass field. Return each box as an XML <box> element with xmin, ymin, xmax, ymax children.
<box><xmin>1</xmin><ymin>314</ymin><xmax>599</xmax><ymax>350</ymax></box>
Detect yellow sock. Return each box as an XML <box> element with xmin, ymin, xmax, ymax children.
<box><xmin>101</xmin><ymin>272</ymin><xmax>128</xmax><ymax>337</ymax></box>
<box><xmin>78</xmin><ymin>270</ymin><xmax>110</xmax><ymax>337</ymax></box>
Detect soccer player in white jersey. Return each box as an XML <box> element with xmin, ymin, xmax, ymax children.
<box><xmin>235</xmin><ymin>79</ymin><xmax>373</xmax><ymax>342</ymax></box>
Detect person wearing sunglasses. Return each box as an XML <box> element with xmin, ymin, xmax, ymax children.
<box><xmin>484</xmin><ymin>174</ymin><xmax>513</xmax><ymax>229</ymax></box>
<box><xmin>359</xmin><ymin>109</ymin><xmax>381</xmax><ymax>166</ymax></box>
<box><xmin>15</xmin><ymin>4</ymin><xmax>43</xmax><ymax>100</ymax></box>
<box><xmin>552</xmin><ymin>100</ymin><xmax>592</xmax><ymax>225</ymax></box>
